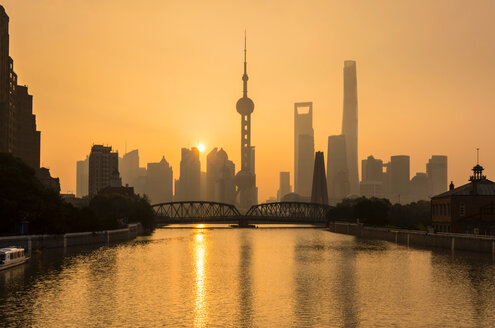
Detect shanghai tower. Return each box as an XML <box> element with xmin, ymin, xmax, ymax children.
<box><xmin>341</xmin><ymin>60</ymin><xmax>359</xmax><ymax>195</ymax></box>
<box><xmin>235</xmin><ymin>35</ymin><xmax>257</xmax><ymax>211</ymax></box>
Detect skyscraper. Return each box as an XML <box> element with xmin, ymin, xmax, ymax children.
<box><xmin>390</xmin><ymin>155</ymin><xmax>410</xmax><ymax>204</ymax></box>
<box><xmin>311</xmin><ymin>151</ymin><xmax>328</xmax><ymax>205</ymax></box>
<box><xmin>327</xmin><ymin>135</ymin><xmax>349</xmax><ymax>204</ymax></box>
<box><xmin>207</xmin><ymin>148</ymin><xmax>236</xmax><ymax>204</ymax></box>
<box><xmin>119</xmin><ymin>149</ymin><xmax>141</xmax><ymax>187</ymax></box>
<box><xmin>360</xmin><ymin>155</ymin><xmax>384</xmax><ymax>198</ymax></box>
<box><xmin>410</xmin><ymin>172</ymin><xmax>429</xmax><ymax>202</ymax></box>
<box><xmin>88</xmin><ymin>145</ymin><xmax>120</xmax><ymax>198</ymax></box>
<box><xmin>342</xmin><ymin>60</ymin><xmax>359</xmax><ymax>195</ymax></box>
<box><xmin>294</xmin><ymin>102</ymin><xmax>314</xmax><ymax>197</ymax></box>
<box><xmin>175</xmin><ymin>147</ymin><xmax>200</xmax><ymax>201</ymax></box>
<box><xmin>426</xmin><ymin>155</ymin><xmax>448</xmax><ymax>197</ymax></box>
<box><xmin>76</xmin><ymin>156</ymin><xmax>89</xmax><ymax>198</ymax></box>
<box><xmin>0</xmin><ymin>7</ymin><xmax>40</xmax><ymax>169</ymax></box>
<box><xmin>235</xmin><ymin>35</ymin><xmax>257</xmax><ymax>211</ymax></box>
<box><xmin>145</xmin><ymin>156</ymin><xmax>173</xmax><ymax>204</ymax></box>
<box><xmin>277</xmin><ymin>172</ymin><xmax>292</xmax><ymax>201</ymax></box>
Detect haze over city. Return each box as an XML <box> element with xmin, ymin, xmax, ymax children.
<box><xmin>4</xmin><ymin>0</ymin><xmax>495</xmax><ymax>201</ymax></box>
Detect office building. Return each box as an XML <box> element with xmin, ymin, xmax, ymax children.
<box><xmin>207</xmin><ymin>148</ymin><xmax>236</xmax><ymax>204</ymax></box>
<box><xmin>341</xmin><ymin>60</ymin><xmax>359</xmax><ymax>195</ymax></box>
<box><xmin>0</xmin><ymin>7</ymin><xmax>40</xmax><ymax>169</ymax></box>
<box><xmin>145</xmin><ymin>156</ymin><xmax>173</xmax><ymax>204</ymax></box>
<box><xmin>410</xmin><ymin>172</ymin><xmax>429</xmax><ymax>202</ymax></box>
<box><xmin>88</xmin><ymin>145</ymin><xmax>120</xmax><ymax>198</ymax></box>
<box><xmin>277</xmin><ymin>172</ymin><xmax>292</xmax><ymax>201</ymax></box>
<box><xmin>427</xmin><ymin>155</ymin><xmax>448</xmax><ymax>197</ymax></box>
<box><xmin>390</xmin><ymin>155</ymin><xmax>410</xmax><ymax>204</ymax></box>
<box><xmin>76</xmin><ymin>156</ymin><xmax>89</xmax><ymax>198</ymax></box>
<box><xmin>294</xmin><ymin>102</ymin><xmax>314</xmax><ymax>197</ymax></box>
<box><xmin>311</xmin><ymin>151</ymin><xmax>328</xmax><ymax>205</ymax></box>
<box><xmin>327</xmin><ymin>135</ymin><xmax>349</xmax><ymax>204</ymax></box>
<box><xmin>175</xmin><ymin>147</ymin><xmax>200</xmax><ymax>201</ymax></box>
<box><xmin>119</xmin><ymin>149</ymin><xmax>142</xmax><ymax>187</ymax></box>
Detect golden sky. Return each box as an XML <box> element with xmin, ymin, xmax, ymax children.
<box><xmin>5</xmin><ymin>0</ymin><xmax>495</xmax><ymax>201</ymax></box>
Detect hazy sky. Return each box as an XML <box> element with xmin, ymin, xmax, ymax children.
<box><xmin>4</xmin><ymin>0</ymin><xmax>495</xmax><ymax>201</ymax></box>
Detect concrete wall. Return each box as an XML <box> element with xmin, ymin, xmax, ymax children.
<box><xmin>329</xmin><ymin>221</ymin><xmax>495</xmax><ymax>254</ymax></box>
<box><xmin>0</xmin><ymin>223</ymin><xmax>142</xmax><ymax>252</ymax></box>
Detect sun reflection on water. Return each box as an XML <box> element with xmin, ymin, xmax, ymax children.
<box><xmin>193</xmin><ymin>231</ymin><xmax>207</xmax><ymax>327</ymax></box>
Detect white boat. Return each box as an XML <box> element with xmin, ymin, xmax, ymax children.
<box><xmin>0</xmin><ymin>247</ymin><xmax>29</xmax><ymax>271</ymax></box>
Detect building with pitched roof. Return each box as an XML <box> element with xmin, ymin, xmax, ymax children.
<box><xmin>431</xmin><ymin>163</ymin><xmax>495</xmax><ymax>234</ymax></box>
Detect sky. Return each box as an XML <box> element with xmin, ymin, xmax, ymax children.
<box><xmin>4</xmin><ymin>0</ymin><xmax>495</xmax><ymax>201</ymax></box>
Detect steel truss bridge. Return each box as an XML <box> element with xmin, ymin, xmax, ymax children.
<box><xmin>152</xmin><ymin>201</ymin><xmax>331</xmax><ymax>225</ymax></box>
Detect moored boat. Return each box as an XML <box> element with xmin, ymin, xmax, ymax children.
<box><xmin>0</xmin><ymin>247</ymin><xmax>29</xmax><ymax>271</ymax></box>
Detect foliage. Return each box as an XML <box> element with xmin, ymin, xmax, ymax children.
<box><xmin>329</xmin><ymin>196</ymin><xmax>431</xmax><ymax>229</ymax></box>
<box><xmin>0</xmin><ymin>152</ymin><xmax>154</xmax><ymax>234</ymax></box>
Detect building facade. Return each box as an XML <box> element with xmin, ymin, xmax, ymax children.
<box><xmin>390</xmin><ymin>155</ymin><xmax>410</xmax><ymax>204</ymax></box>
<box><xmin>327</xmin><ymin>134</ymin><xmax>349</xmax><ymax>204</ymax></box>
<box><xmin>207</xmin><ymin>148</ymin><xmax>236</xmax><ymax>204</ymax></box>
<box><xmin>431</xmin><ymin>164</ymin><xmax>495</xmax><ymax>234</ymax></box>
<box><xmin>88</xmin><ymin>145</ymin><xmax>120</xmax><ymax>198</ymax></box>
<box><xmin>294</xmin><ymin>102</ymin><xmax>314</xmax><ymax>198</ymax></box>
<box><xmin>76</xmin><ymin>156</ymin><xmax>89</xmax><ymax>198</ymax></box>
<box><xmin>175</xmin><ymin>147</ymin><xmax>200</xmax><ymax>201</ymax></box>
<box><xmin>277</xmin><ymin>171</ymin><xmax>292</xmax><ymax>201</ymax></box>
<box><xmin>342</xmin><ymin>60</ymin><xmax>359</xmax><ymax>195</ymax></box>
<box><xmin>145</xmin><ymin>156</ymin><xmax>173</xmax><ymax>204</ymax></box>
<box><xmin>427</xmin><ymin>155</ymin><xmax>448</xmax><ymax>197</ymax></box>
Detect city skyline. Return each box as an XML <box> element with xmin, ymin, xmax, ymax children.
<box><xmin>2</xmin><ymin>1</ymin><xmax>495</xmax><ymax>201</ymax></box>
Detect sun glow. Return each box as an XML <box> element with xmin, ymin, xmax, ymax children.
<box><xmin>196</xmin><ymin>224</ymin><xmax>205</xmax><ymax>229</ymax></box>
<box><xmin>197</xmin><ymin>144</ymin><xmax>205</xmax><ymax>152</ymax></box>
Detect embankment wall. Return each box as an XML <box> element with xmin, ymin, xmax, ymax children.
<box><xmin>329</xmin><ymin>221</ymin><xmax>495</xmax><ymax>254</ymax></box>
<box><xmin>0</xmin><ymin>223</ymin><xmax>142</xmax><ymax>252</ymax></box>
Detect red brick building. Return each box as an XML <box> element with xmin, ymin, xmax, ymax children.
<box><xmin>431</xmin><ymin>164</ymin><xmax>495</xmax><ymax>234</ymax></box>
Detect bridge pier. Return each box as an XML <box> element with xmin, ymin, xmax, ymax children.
<box><xmin>230</xmin><ymin>216</ymin><xmax>256</xmax><ymax>228</ymax></box>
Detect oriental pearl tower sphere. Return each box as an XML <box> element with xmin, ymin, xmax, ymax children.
<box><xmin>235</xmin><ymin>34</ymin><xmax>257</xmax><ymax>211</ymax></box>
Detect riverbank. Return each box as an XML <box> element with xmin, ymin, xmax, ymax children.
<box><xmin>0</xmin><ymin>223</ymin><xmax>143</xmax><ymax>252</ymax></box>
<box><xmin>329</xmin><ymin>221</ymin><xmax>495</xmax><ymax>254</ymax></box>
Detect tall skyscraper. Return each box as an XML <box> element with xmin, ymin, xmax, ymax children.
<box><xmin>390</xmin><ymin>155</ymin><xmax>410</xmax><ymax>204</ymax></box>
<box><xmin>76</xmin><ymin>156</ymin><xmax>89</xmax><ymax>198</ymax></box>
<box><xmin>327</xmin><ymin>135</ymin><xmax>349</xmax><ymax>204</ymax></box>
<box><xmin>0</xmin><ymin>7</ymin><xmax>40</xmax><ymax>169</ymax></box>
<box><xmin>341</xmin><ymin>60</ymin><xmax>359</xmax><ymax>195</ymax></box>
<box><xmin>235</xmin><ymin>35</ymin><xmax>257</xmax><ymax>211</ymax></box>
<box><xmin>175</xmin><ymin>147</ymin><xmax>200</xmax><ymax>201</ymax></box>
<box><xmin>207</xmin><ymin>148</ymin><xmax>236</xmax><ymax>204</ymax></box>
<box><xmin>277</xmin><ymin>172</ymin><xmax>292</xmax><ymax>201</ymax></box>
<box><xmin>145</xmin><ymin>156</ymin><xmax>173</xmax><ymax>204</ymax></box>
<box><xmin>294</xmin><ymin>102</ymin><xmax>314</xmax><ymax>197</ymax></box>
<box><xmin>88</xmin><ymin>145</ymin><xmax>120</xmax><ymax>198</ymax></box>
<box><xmin>426</xmin><ymin>155</ymin><xmax>448</xmax><ymax>197</ymax></box>
<box><xmin>311</xmin><ymin>151</ymin><xmax>328</xmax><ymax>205</ymax></box>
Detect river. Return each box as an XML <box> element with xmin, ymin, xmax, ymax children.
<box><xmin>1</xmin><ymin>226</ymin><xmax>495</xmax><ymax>327</ymax></box>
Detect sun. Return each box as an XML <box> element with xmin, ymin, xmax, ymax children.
<box><xmin>197</xmin><ymin>144</ymin><xmax>205</xmax><ymax>152</ymax></box>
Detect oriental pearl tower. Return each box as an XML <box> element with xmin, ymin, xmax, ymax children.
<box><xmin>235</xmin><ymin>34</ymin><xmax>257</xmax><ymax>211</ymax></box>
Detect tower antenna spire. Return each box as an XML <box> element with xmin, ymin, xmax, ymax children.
<box><xmin>477</xmin><ymin>148</ymin><xmax>480</xmax><ymax>165</ymax></box>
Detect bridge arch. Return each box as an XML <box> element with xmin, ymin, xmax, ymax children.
<box><xmin>245</xmin><ymin>202</ymin><xmax>331</xmax><ymax>224</ymax></box>
<box><xmin>152</xmin><ymin>201</ymin><xmax>241</xmax><ymax>224</ymax></box>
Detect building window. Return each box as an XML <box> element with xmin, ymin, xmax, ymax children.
<box><xmin>460</xmin><ymin>203</ymin><xmax>466</xmax><ymax>217</ymax></box>
<box><xmin>447</xmin><ymin>204</ymin><xmax>451</xmax><ymax>216</ymax></box>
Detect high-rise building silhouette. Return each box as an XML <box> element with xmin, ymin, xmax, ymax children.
<box><xmin>235</xmin><ymin>35</ymin><xmax>257</xmax><ymax>210</ymax></box>
<box><xmin>0</xmin><ymin>7</ymin><xmax>40</xmax><ymax>169</ymax></box>
<box><xmin>390</xmin><ymin>155</ymin><xmax>410</xmax><ymax>204</ymax></box>
<box><xmin>311</xmin><ymin>151</ymin><xmax>328</xmax><ymax>205</ymax></box>
<box><xmin>76</xmin><ymin>156</ymin><xmax>89</xmax><ymax>198</ymax></box>
<box><xmin>341</xmin><ymin>61</ymin><xmax>359</xmax><ymax>195</ymax></box>
<box><xmin>145</xmin><ymin>156</ymin><xmax>173</xmax><ymax>204</ymax></box>
<box><xmin>410</xmin><ymin>172</ymin><xmax>429</xmax><ymax>202</ymax></box>
<box><xmin>277</xmin><ymin>172</ymin><xmax>292</xmax><ymax>201</ymax></box>
<box><xmin>207</xmin><ymin>148</ymin><xmax>236</xmax><ymax>204</ymax></box>
<box><xmin>119</xmin><ymin>149</ymin><xmax>141</xmax><ymax>187</ymax></box>
<box><xmin>15</xmin><ymin>86</ymin><xmax>40</xmax><ymax>169</ymax></box>
<box><xmin>88</xmin><ymin>145</ymin><xmax>120</xmax><ymax>198</ymax></box>
<box><xmin>360</xmin><ymin>155</ymin><xmax>384</xmax><ymax>198</ymax></box>
<box><xmin>294</xmin><ymin>102</ymin><xmax>314</xmax><ymax>197</ymax></box>
<box><xmin>175</xmin><ymin>147</ymin><xmax>200</xmax><ymax>201</ymax></box>
<box><xmin>426</xmin><ymin>155</ymin><xmax>447</xmax><ymax>197</ymax></box>
<box><xmin>327</xmin><ymin>135</ymin><xmax>349</xmax><ymax>204</ymax></box>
